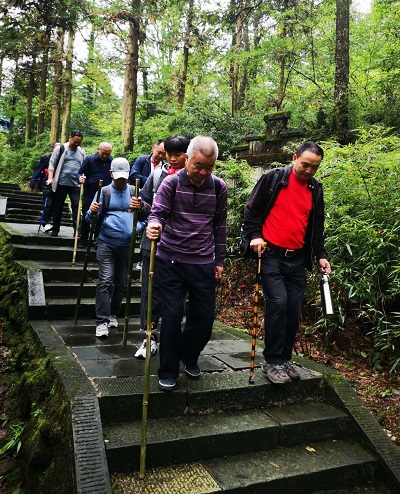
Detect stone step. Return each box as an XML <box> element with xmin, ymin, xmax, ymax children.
<box><xmin>28</xmin><ymin>297</ymin><xmax>141</xmax><ymax>320</ymax></box>
<box><xmin>314</xmin><ymin>486</ymin><xmax>392</xmax><ymax>493</ymax></box>
<box><xmin>111</xmin><ymin>439</ymin><xmax>379</xmax><ymax>493</ymax></box>
<box><xmin>0</xmin><ymin>182</ymin><xmax>21</xmax><ymax>191</ymax></box>
<box><xmin>13</xmin><ymin>244</ymin><xmax>98</xmax><ymax>262</ymax></box>
<box><xmin>44</xmin><ymin>281</ymin><xmax>141</xmax><ymax>299</ymax></box>
<box><xmin>104</xmin><ymin>401</ymin><xmax>352</xmax><ymax>472</ymax></box>
<box><xmin>95</xmin><ymin>361</ymin><xmax>324</xmax><ymax>424</ymax></box>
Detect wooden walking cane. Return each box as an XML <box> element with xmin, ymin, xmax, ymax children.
<box><xmin>72</xmin><ymin>178</ymin><xmax>85</xmax><ymax>265</ymax></box>
<box><xmin>139</xmin><ymin>240</ymin><xmax>156</xmax><ymax>479</ymax></box>
<box><xmin>249</xmin><ymin>243</ymin><xmax>266</xmax><ymax>384</ymax></box>
<box><xmin>74</xmin><ymin>180</ymin><xmax>103</xmax><ymax>325</ymax></box>
<box><xmin>122</xmin><ymin>179</ymin><xmax>140</xmax><ymax>347</ymax></box>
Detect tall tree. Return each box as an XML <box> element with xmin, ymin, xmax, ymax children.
<box><xmin>61</xmin><ymin>28</ymin><xmax>75</xmax><ymax>141</ymax></box>
<box><xmin>121</xmin><ymin>0</ymin><xmax>140</xmax><ymax>152</ymax></box>
<box><xmin>50</xmin><ymin>28</ymin><xmax>64</xmax><ymax>142</ymax></box>
<box><xmin>177</xmin><ymin>0</ymin><xmax>194</xmax><ymax>108</ymax></box>
<box><xmin>332</xmin><ymin>0</ymin><xmax>350</xmax><ymax>142</ymax></box>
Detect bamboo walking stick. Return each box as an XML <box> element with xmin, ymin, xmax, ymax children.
<box><xmin>72</xmin><ymin>178</ymin><xmax>85</xmax><ymax>265</ymax></box>
<box><xmin>122</xmin><ymin>179</ymin><xmax>140</xmax><ymax>346</ymax></box>
<box><xmin>73</xmin><ymin>180</ymin><xmax>103</xmax><ymax>326</ymax></box>
<box><xmin>249</xmin><ymin>243</ymin><xmax>266</xmax><ymax>384</ymax></box>
<box><xmin>139</xmin><ymin>240</ymin><xmax>156</xmax><ymax>479</ymax></box>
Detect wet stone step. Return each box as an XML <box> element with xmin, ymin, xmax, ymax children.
<box><xmin>111</xmin><ymin>439</ymin><xmax>379</xmax><ymax>493</ymax></box>
<box><xmin>95</xmin><ymin>362</ymin><xmax>324</xmax><ymax>423</ymax></box>
<box><xmin>104</xmin><ymin>402</ymin><xmax>350</xmax><ymax>472</ymax></box>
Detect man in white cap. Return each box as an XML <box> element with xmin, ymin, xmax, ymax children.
<box><xmin>86</xmin><ymin>157</ymin><xmax>139</xmax><ymax>338</ymax></box>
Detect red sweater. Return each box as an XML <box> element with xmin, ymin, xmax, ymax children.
<box><xmin>262</xmin><ymin>172</ymin><xmax>312</xmax><ymax>249</ymax></box>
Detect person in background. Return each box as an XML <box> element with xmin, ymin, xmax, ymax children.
<box><xmin>146</xmin><ymin>136</ymin><xmax>227</xmax><ymax>391</ymax></box>
<box><xmin>86</xmin><ymin>158</ymin><xmax>139</xmax><ymax>338</ymax></box>
<box><xmin>77</xmin><ymin>142</ymin><xmax>113</xmax><ymax>248</ymax></box>
<box><xmin>29</xmin><ymin>141</ymin><xmax>61</xmax><ymax>232</ymax></box>
<box><xmin>243</xmin><ymin>141</ymin><xmax>331</xmax><ymax>385</ymax></box>
<box><xmin>129</xmin><ymin>139</ymin><xmax>166</xmax><ymax>188</ymax></box>
<box><xmin>46</xmin><ymin>130</ymin><xmax>85</xmax><ymax>237</ymax></box>
<box><xmin>133</xmin><ymin>134</ymin><xmax>190</xmax><ymax>359</ymax></box>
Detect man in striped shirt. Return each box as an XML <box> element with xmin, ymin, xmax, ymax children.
<box><xmin>146</xmin><ymin>136</ymin><xmax>227</xmax><ymax>391</ymax></box>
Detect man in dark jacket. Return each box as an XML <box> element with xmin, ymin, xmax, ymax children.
<box><xmin>77</xmin><ymin>142</ymin><xmax>113</xmax><ymax>247</ymax></box>
<box><xmin>29</xmin><ymin>142</ymin><xmax>61</xmax><ymax>231</ymax></box>
<box><xmin>129</xmin><ymin>139</ymin><xmax>166</xmax><ymax>188</ymax></box>
<box><xmin>243</xmin><ymin>141</ymin><xmax>331</xmax><ymax>385</ymax></box>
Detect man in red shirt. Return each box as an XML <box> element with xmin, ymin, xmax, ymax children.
<box><xmin>243</xmin><ymin>141</ymin><xmax>331</xmax><ymax>384</ymax></box>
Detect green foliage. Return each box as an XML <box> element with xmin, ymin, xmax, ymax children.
<box><xmin>215</xmin><ymin>157</ymin><xmax>253</xmax><ymax>253</ymax></box>
<box><xmin>0</xmin><ymin>422</ymin><xmax>24</xmax><ymax>457</ymax></box>
<box><xmin>317</xmin><ymin>127</ymin><xmax>400</xmax><ymax>370</ymax></box>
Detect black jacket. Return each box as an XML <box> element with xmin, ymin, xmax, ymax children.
<box><xmin>243</xmin><ymin>166</ymin><xmax>327</xmax><ymax>270</ymax></box>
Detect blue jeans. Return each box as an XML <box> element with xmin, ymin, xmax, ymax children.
<box><xmin>95</xmin><ymin>242</ymin><xmax>129</xmax><ymax>325</ymax></box>
<box><xmin>260</xmin><ymin>248</ymin><xmax>306</xmax><ymax>365</ymax></box>
<box><xmin>156</xmin><ymin>258</ymin><xmax>216</xmax><ymax>380</ymax></box>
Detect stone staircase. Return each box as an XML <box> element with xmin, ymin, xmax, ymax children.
<box><xmin>1</xmin><ymin>182</ymin><xmax>399</xmax><ymax>494</ymax></box>
<box><xmin>0</xmin><ymin>181</ymin><xmax>73</xmax><ymax>226</ymax></box>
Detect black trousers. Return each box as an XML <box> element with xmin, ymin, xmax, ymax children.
<box><xmin>156</xmin><ymin>257</ymin><xmax>216</xmax><ymax>379</ymax></box>
<box><xmin>140</xmin><ymin>248</ymin><xmax>162</xmax><ymax>331</ymax></box>
<box><xmin>260</xmin><ymin>249</ymin><xmax>307</xmax><ymax>365</ymax></box>
<box><xmin>52</xmin><ymin>185</ymin><xmax>80</xmax><ymax>233</ymax></box>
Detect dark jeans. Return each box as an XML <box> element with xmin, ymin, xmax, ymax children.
<box><xmin>156</xmin><ymin>257</ymin><xmax>216</xmax><ymax>380</ymax></box>
<box><xmin>140</xmin><ymin>249</ymin><xmax>161</xmax><ymax>331</ymax></box>
<box><xmin>52</xmin><ymin>185</ymin><xmax>80</xmax><ymax>233</ymax></box>
<box><xmin>95</xmin><ymin>242</ymin><xmax>129</xmax><ymax>325</ymax></box>
<box><xmin>42</xmin><ymin>188</ymin><xmax>53</xmax><ymax>225</ymax></box>
<box><xmin>260</xmin><ymin>248</ymin><xmax>306</xmax><ymax>365</ymax></box>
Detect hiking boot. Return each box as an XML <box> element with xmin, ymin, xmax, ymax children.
<box><xmin>95</xmin><ymin>322</ymin><xmax>109</xmax><ymax>338</ymax></box>
<box><xmin>261</xmin><ymin>361</ymin><xmax>291</xmax><ymax>384</ymax></box>
<box><xmin>134</xmin><ymin>338</ymin><xmax>157</xmax><ymax>359</ymax></box>
<box><xmin>158</xmin><ymin>377</ymin><xmax>176</xmax><ymax>391</ymax></box>
<box><xmin>184</xmin><ymin>363</ymin><xmax>201</xmax><ymax>379</ymax></box>
<box><xmin>284</xmin><ymin>360</ymin><xmax>301</xmax><ymax>380</ymax></box>
<box><xmin>108</xmin><ymin>315</ymin><xmax>118</xmax><ymax>328</ymax></box>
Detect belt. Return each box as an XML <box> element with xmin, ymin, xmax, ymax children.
<box><xmin>266</xmin><ymin>241</ymin><xmax>302</xmax><ymax>258</ymax></box>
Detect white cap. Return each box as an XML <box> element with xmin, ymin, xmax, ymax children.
<box><xmin>111</xmin><ymin>157</ymin><xmax>130</xmax><ymax>179</ymax></box>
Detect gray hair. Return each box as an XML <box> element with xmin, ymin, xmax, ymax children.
<box><xmin>187</xmin><ymin>135</ymin><xmax>219</xmax><ymax>160</ymax></box>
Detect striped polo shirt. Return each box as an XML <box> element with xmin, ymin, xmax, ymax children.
<box><xmin>148</xmin><ymin>168</ymin><xmax>227</xmax><ymax>266</ymax></box>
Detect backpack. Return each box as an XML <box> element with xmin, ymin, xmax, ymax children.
<box><xmin>168</xmin><ymin>172</ymin><xmax>222</xmax><ymax>200</ymax></box>
<box><xmin>240</xmin><ymin>167</ymin><xmax>284</xmax><ymax>258</ymax></box>
<box><xmin>100</xmin><ymin>184</ymin><xmax>136</xmax><ymax>217</ymax></box>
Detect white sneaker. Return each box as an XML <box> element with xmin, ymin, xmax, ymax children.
<box><xmin>43</xmin><ymin>224</ymin><xmax>53</xmax><ymax>233</ymax></box>
<box><xmin>108</xmin><ymin>315</ymin><xmax>118</xmax><ymax>328</ymax></box>
<box><xmin>135</xmin><ymin>261</ymin><xmax>142</xmax><ymax>270</ymax></box>
<box><xmin>96</xmin><ymin>322</ymin><xmax>109</xmax><ymax>338</ymax></box>
<box><xmin>134</xmin><ymin>338</ymin><xmax>157</xmax><ymax>359</ymax></box>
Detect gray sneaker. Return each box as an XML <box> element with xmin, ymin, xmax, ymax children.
<box><xmin>261</xmin><ymin>361</ymin><xmax>291</xmax><ymax>384</ymax></box>
<box><xmin>284</xmin><ymin>360</ymin><xmax>301</xmax><ymax>380</ymax></box>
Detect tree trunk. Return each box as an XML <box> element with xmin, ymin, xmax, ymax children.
<box><xmin>25</xmin><ymin>63</ymin><xmax>36</xmax><ymax>143</ymax></box>
<box><xmin>177</xmin><ymin>0</ymin><xmax>194</xmax><ymax>108</ymax></box>
<box><xmin>61</xmin><ymin>28</ymin><xmax>75</xmax><ymax>142</ymax></box>
<box><xmin>0</xmin><ymin>55</ymin><xmax>3</xmax><ymax>96</ymax></box>
<box><xmin>50</xmin><ymin>28</ymin><xmax>64</xmax><ymax>142</ymax></box>
<box><xmin>36</xmin><ymin>26</ymin><xmax>51</xmax><ymax>137</ymax></box>
<box><xmin>121</xmin><ymin>1</ymin><xmax>140</xmax><ymax>152</ymax></box>
<box><xmin>237</xmin><ymin>17</ymin><xmax>249</xmax><ymax>110</ymax></box>
<box><xmin>333</xmin><ymin>0</ymin><xmax>350</xmax><ymax>143</ymax></box>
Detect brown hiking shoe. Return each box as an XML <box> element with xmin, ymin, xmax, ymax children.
<box><xmin>284</xmin><ymin>360</ymin><xmax>301</xmax><ymax>380</ymax></box>
<box><xmin>261</xmin><ymin>361</ymin><xmax>291</xmax><ymax>384</ymax></box>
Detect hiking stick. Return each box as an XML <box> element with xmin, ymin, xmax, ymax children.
<box><xmin>73</xmin><ymin>180</ymin><xmax>103</xmax><ymax>326</ymax></box>
<box><xmin>38</xmin><ymin>194</ymin><xmax>48</xmax><ymax>233</ymax></box>
<box><xmin>72</xmin><ymin>179</ymin><xmax>85</xmax><ymax>265</ymax></box>
<box><xmin>249</xmin><ymin>243</ymin><xmax>266</xmax><ymax>384</ymax></box>
<box><xmin>122</xmin><ymin>179</ymin><xmax>140</xmax><ymax>346</ymax></box>
<box><xmin>139</xmin><ymin>239</ymin><xmax>156</xmax><ymax>479</ymax></box>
